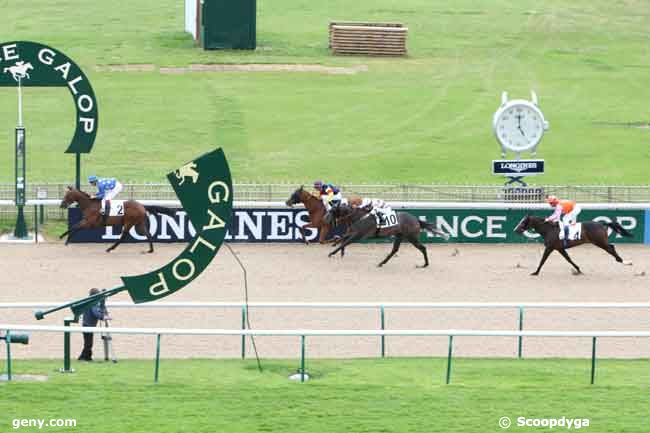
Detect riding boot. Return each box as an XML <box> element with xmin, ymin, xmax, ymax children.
<box><xmin>563</xmin><ymin>225</ymin><xmax>569</xmax><ymax>248</ymax></box>
<box><xmin>103</xmin><ymin>201</ymin><xmax>110</xmax><ymax>224</ymax></box>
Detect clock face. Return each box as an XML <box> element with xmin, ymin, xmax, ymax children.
<box><xmin>495</xmin><ymin>104</ymin><xmax>545</xmax><ymax>152</ymax></box>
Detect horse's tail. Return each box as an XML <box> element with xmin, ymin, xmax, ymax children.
<box><xmin>604</xmin><ymin>221</ymin><xmax>633</xmax><ymax>238</ymax></box>
<box><xmin>419</xmin><ymin>219</ymin><xmax>450</xmax><ymax>240</ymax></box>
<box><xmin>145</xmin><ymin>205</ymin><xmax>176</xmax><ymax>217</ymax></box>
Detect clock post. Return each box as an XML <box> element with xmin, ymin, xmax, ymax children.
<box><xmin>492</xmin><ymin>91</ymin><xmax>549</xmax><ymax>188</ymax></box>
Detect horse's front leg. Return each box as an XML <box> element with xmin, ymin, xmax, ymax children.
<box><xmin>531</xmin><ymin>246</ymin><xmax>553</xmax><ymax>276</ymax></box>
<box><xmin>106</xmin><ymin>224</ymin><xmax>130</xmax><ymax>253</ymax></box>
<box><xmin>61</xmin><ymin>221</ymin><xmax>85</xmax><ymax>245</ymax></box>
<box><xmin>298</xmin><ymin>223</ymin><xmax>314</xmax><ymax>245</ymax></box>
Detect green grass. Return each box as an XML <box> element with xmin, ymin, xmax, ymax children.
<box><xmin>1</xmin><ymin>358</ymin><xmax>650</xmax><ymax>432</ymax></box>
<box><xmin>1</xmin><ymin>0</ymin><xmax>650</xmax><ymax>185</ymax></box>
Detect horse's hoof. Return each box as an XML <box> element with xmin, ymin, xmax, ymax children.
<box><xmin>571</xmin><ymin>269</ymin><xmax>582</xmax><ymax>276</ymax></box>
<box><xmin>623</xmin><ymin>261</ymin><xmax>633</xmax><ymax>266</ymax></box>
<box><xmin>106</xmin><ymin>248</ymin><xmax>112</xmax><ymax>253</ymax></box>
<box><xmin>417</xmin><ymin>264</ymin><xmax>429</xmax><ymax>269</ymax></box>
<box><xmin>530</xmin><ymin>272</ymin><xmax>539</xmax><ymax>276</ymax></box>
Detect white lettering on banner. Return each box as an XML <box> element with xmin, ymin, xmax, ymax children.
<box><xmin>436</xmin><ymin>216</ymin><xmax>458</xmax><ymax>238</ymax></box>
<box><xmin>67</xmin><ymin>75</ymin><xmax>83</xmax><ymax>95</ymax></box>
<box><xmin>37</xmin><ymin>48</ymin><xmax>55</xmax><ymax>65</ymax></box>
<box><xmin>159</xmin><ymin>212</ymin><xmax>185</xmax><ymax>240</ymax></box>
<box><xmin>461</xmin><ymin>216</ymin><xmax>484</xmax><ymax>238</ymax></box>
<box><xmin>208</xmin><ymin>181</ymin><xmax>230</xmax><ymax>203</ymax></box>
<box><xmin>1</xmin><ymin>44</ymin><xmax>19</xmax><ymax>62</ymax></box>
<box><xmin>79</xmin><ymin>117</ymin><xmax>95</xmax><ymax>133</ymax></box>
<box><xmin>294</xmin><ymin>210</ymin><xmax>317</xmax><ymax>241</ymax></box>
<box><xmin>77</xmin><ymin>94</ymin><xmax>94</xmax><ymax>112</ymax></box>
<box><xmin>149</xmin><ymin>272</ymin><xmax>170</xmax><ymax>296</ymax></box>
<box><xmin>54</xmin><ymin>61</ymin><xmax>71</xmax><ymax>79</ymax></box>
<box><xmin>234</xmin><ymin>212</ymin><xmax>264</xmax><ymax>240</ymax></box>
<box><xmin>486</xmin><ymin>216</ymin><xmax>507</xmax><ymax>238</ymax></box>
<box><xmin>172</xmin><ymin>259</ymin><xmax>195</xmax><ymax>281</ymax></box>
<box><xmin>190</xmin><ymin>236</ymin><xmax>217</xmax><ymax>253</ymax></box>
<box><xmin>203</xmin><ymin>209</ymin><xmax>226</xmax><ymax>230</ymax></box>
<box><xmin>268</xmin><ymin>212</ymin><xmax>293</xmax><ymax>240</ymax></box>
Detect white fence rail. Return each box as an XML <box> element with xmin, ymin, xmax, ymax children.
<box><xmin>2</xmin><ymin>323</ymin><xmax>649</xmax><ymax>384</ymax></box>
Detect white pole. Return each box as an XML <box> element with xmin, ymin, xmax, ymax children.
<box><xmin>17</xmin><ymin>76</ymin><xmax>23</xmax><ymax>127</ymax></box>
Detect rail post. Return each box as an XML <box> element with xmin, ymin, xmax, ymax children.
<box><xmin>60</xmin><ymin>317</ymin><xmax>75</xmax><ymax>373</ymax></box>
<box><xmin>154</xmin><ymin>334</ymin><xmax>161</xmax><ymax>383</ymax></box>
<box><xmin>241</xmin><ymin>307</ymin><xmax>246</xmax><ymax>359</ymax></box>
<box><xmin>5</xmin><ymin>330</ymin><xmax>12</xmax><ymax>381</ymax></box>
<box><xmin>518</xmin><ymin>307</ymin><xmax>524</xmax><ymax>359</ymax></box>
<box><xmin>380</xmin><ymin>305</ymin><xmax>386</xmax><ymax>358</ymax></box>
<box><xmin>446</xmin><ymin>335</ymin><xmax>454</xmax><ymax>384</ymax></box>
<box><xmin>590</xmin><ymin>337</ymin><xmax>597</xmax><ymax>385</ymax></box>
<box><xmin>300</xmin><ymin>335</ymin><xmax>306</xmax><ymax>383</ymax></box>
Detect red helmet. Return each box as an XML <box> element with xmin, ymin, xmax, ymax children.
<box><xmin>546</xmin><ymin>195</ymin><xmax>559</xmax><ymax>205</ymax></box>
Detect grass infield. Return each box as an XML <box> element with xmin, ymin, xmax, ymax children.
<box><xmin>1</xmin><ymin>358</ymin><xmax>650</xmax><ymax>432</ymax></box>
<box><xmin>1</xmin><ymin>0</ymin><xmax>650</xmax><ymax>185</ymax></box>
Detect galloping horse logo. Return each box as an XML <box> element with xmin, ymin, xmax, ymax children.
<box><xmin>175</xmin><ymin>162</ymin><xmax>200</xmax><ymax>185</ymax></box>
<box><xmin>3</xmin><ymin>61</ymin><xmax>34</xmax><ymax>82</ymax></box>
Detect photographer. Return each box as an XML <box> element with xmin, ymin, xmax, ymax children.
<box><xmin>78</xmin><ymin>288</ymin><xmax>110</xmax><ymax>362</ymax></box>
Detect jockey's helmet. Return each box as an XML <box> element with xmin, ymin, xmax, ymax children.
<box><xmin>545</xmin><ymin>195</ymin><xmax>559</xmax><ymax>205</ymax></box>
<box><xmin>88</xmin><ymin>175</ymin><xmax>98</xmax><ymax>183</ymax></box>
<box><xmin>313</xmin><ymin>180</ymin><xmax>323</xmax><ymax>190</ymax></box>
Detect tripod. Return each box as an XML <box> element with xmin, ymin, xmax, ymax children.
<box><xmin>100</xmin><ymin>318</ymin><xmax>117</xmax><ymax>363</ymax></box>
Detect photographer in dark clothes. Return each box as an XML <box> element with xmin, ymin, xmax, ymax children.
<box><xmin>78</xmin><ymin>288</ymin><xmax>110</xmax><ymax>361</ymax></box>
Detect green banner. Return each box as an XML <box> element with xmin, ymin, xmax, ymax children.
<box><xmin>121</xmin><ymin>148</ymin><xmax>233</xmax><ymax>303</ymax></box>
<box><xmin>0</xmin><ymin>41</ymin><xmax>98</xmax><ymax>153</ymax></box>
<box><xmin>397</xmin><ymin>208</ymin><xmax>644</xmax><ymax>243</ymax></box>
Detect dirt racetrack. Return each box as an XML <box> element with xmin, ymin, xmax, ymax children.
<box><xmin>1</xmin><ymin>242</ymin><xmax>649</xmax><ymax>360</ymax></box>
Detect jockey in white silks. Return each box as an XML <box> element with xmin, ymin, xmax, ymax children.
<box><xmin>359</xmin><ymin>198</ymin><xmax>393</xmax><ymax>226</ymax></box>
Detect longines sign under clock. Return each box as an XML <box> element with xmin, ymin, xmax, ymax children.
<box><xmin>492</xmin><ymin>159</ymin><xmax>545</xmax><ymax>176</ymax></box>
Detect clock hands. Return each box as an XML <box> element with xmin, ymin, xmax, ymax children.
<box><xmin>516</xmin><ymin>114</ymin><xmax>526</xmax><ymax>137</ymax></box>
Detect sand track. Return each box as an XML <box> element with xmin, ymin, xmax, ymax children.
<box><xmin>1</xmin><ymin>242</ymin><xmax>649</xmax><ymax>360</ymax></box>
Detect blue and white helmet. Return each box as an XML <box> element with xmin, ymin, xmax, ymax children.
<box><xmin>88</xmin><ymin>175</ymin><xmax>98</xmax><ymax>183</ymax></box>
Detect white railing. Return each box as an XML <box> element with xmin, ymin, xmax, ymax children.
<box><xmin>4</xmin><ymin>301</ymin><xmax>650</xmax><ymax>362</ymax></box>
<box><xmin>2</xmin><ymin>323</ymin><xmax>649</xmax><ymax>384</ymax></box>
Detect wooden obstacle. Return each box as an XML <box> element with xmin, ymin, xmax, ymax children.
<box><xmin>329</xmin><ymin>22</ymin><xmax>408</xmax><ymax>56</ymax></box>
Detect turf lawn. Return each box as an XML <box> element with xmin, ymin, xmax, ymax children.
<box><xmin>1</xmin><ymin>358</ymin><xmax>649</xmax><ymax>432</ymax></box>
<box><xmin>0</xmin><ymin>0</ymin><xmax>649</xmax><ymax>185</ymax></box>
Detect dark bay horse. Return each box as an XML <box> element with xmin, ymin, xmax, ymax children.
<box><xmin>514</xmin><ymin>215</ymin><xmax>633</xmax><ymax>275</ymax></box>
<box><xmin>328</xmin><ymin>204</ymin><xmax>449</xmax><ymax>268</ymax></box>
<box><xmin>285</xmin><ymin>186</ymin><xmax>334</xmax><ymax>244</ymax></box>
<box><xmin>59</xmin><ymin>187</ymin><xmax>175</xmax><ymax>253</ymax></box>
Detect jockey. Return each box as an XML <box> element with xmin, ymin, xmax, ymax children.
<box><xmin>358</xmin><ymin>198</ymin><xmax>392</xmax><ymax>226</ymax></box>
<box><xmin>313</xmin><ymin>180</ymin><xmax>343</xmax><ymax>211</ymax></box>
<box><xmin>544</xmin><ymin>195</ymin><xmax>581</xmax><ymax>242</ymax></box>
<box><xmin>89</xmin><ymin>175</ymin><xmax>123</xmax><ymax>215</ymax></box>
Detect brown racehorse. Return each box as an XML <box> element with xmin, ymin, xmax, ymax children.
<box><xmin>285</xmin><ymin>186</ymin><xmax>335</xmax><ymax>244</ymax></box>
<box><xmin>328</xmin><ymin>204</ymin><xmax>449</xmax><ymax>268</ymax></box>
<box><xmin>514</xmin><ymin>215</ymin><xmax>633</xmax><ymax>275</ymax></box>
<box><xmin>59</xmin><ymin>187</ymin><xmax>175</xmax><ymax>253</ymax></box>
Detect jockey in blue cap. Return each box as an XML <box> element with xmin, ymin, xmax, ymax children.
<box><xmin>313</xmin><ymin>180</ymin><xmax>343</xmax><ymax>211</ymax></box>
<box><xmin>88</xmin><ymin>175</ymin><xmax>123</xmax><ymax>215</ymax></box>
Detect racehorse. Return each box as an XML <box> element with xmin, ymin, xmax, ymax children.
<box><xmin>59</xmin><ymin>187</ymin><xmax>175</xmax><ymax>253</ymax></box>
<box><xmin>285</xmin><ymin>186</ymin><xmax>335</xmax><ymax>244</ymax></box>
<box><xmin>327</xmin><ymin>204</ymin><xmax>449</xmax><ymax>268</ymax></box>
<box><xmin>514</xmin><ymin>215</ymin><xmax>633</xmax><ymax>275</ymax></box>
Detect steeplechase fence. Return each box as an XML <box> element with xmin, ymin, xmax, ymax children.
<box><xmin>2</xmin><ymin>302</ymin><xmax>650</xmax><ymax>383</ymax></box>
